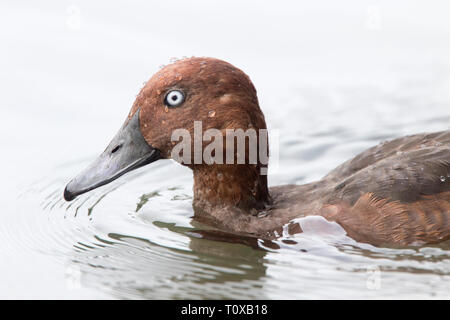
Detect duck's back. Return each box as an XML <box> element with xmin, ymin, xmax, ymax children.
<box><xmin>320</xmin><ymin>130</ymin><xmax>450</xmax><ymax>246</ymax></box>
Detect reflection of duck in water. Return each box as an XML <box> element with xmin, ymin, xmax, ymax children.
<box><xmin>69</xmin><ymin>229</ymin><xmax>268</xmax><ymax>299</ymax></box>
<box><xmin>64</xmin><ymin>57</ymin><xmax>450</xmax><ymax>246</ymax></box>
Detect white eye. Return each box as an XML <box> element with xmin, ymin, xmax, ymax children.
<box><xmin>164</xmin><ymin>90</ymin><xmax>185</xmax><ymax>107</ymax></box>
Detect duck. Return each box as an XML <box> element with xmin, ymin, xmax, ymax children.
<box><xmin>64</xmin><ymin>57</ymin><xmax>450</xmax><ymax>247</ymax></box>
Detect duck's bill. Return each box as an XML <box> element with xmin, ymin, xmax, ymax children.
<box><xmin>63</xmin><ymin>110</ymin><xmax>161</xmax><ymax>201</ymax></box>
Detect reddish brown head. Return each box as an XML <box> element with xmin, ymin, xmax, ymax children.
<box><xmin>64</xmin><ymin>57</ymin><xmax>271</xmax><ymax>213</ymax></box>
<box><xmin>129</xmin><ymin>57</ymin><xmax>267</xmax><ymax>160</ymax></box>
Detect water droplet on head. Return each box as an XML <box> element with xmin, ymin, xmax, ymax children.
<box><xmin>164</xmin><ymin>106</ymin><xmax>169</xmax><ymax>113</ymax></box>
<box><xmin>208</xmin><ymin>110</ymin><xmax>216</xmax><ymax>118</ymax></box>
<box><xmin>439</xmin><ymin>176</ymin><xmax>446</xmax><ymax>182</ymax></box>
<box><xmin>257</xmin><ymin>211</ymin><xmax>268</xmax><ymax>218</ymax></box>
<box><xmin>217</xmin><ymin>173</ymin><xmax>223</xmax><ymax>181</ymax></box>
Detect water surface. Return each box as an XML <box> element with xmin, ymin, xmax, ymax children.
<box><xmin>1</xmin><ymin>1</ymin><xmax>450</xmax><ymax>299</ymax></box>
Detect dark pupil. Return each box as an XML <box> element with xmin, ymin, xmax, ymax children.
<box><xmin>171</xmin><ymin>95</ymin><xmax>178</xmax><ymax>101</ymax></box>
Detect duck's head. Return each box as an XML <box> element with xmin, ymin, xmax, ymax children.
<box><xmin>64</xmin><ymin>57</ymin><xmax>270</xmax><ymax>208</ymax></box>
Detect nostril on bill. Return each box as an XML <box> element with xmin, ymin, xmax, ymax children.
<box><xmin>111</xmin><ymin>145</ymin><xmax>121</xmax><ymax>154</ymax></box>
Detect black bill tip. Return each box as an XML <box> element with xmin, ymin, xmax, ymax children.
<box><xmin>63</xmin><ymin>186</ymin><xmax>76</xmax><ymax>202</ymax></box>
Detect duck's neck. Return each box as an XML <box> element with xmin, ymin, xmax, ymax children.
<box><xmin>192</xmin><ymin>164</ymin><xmax>271</xmax><ymax>218</ymax></box>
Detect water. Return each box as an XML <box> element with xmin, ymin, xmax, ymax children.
<box><xmin>1</xmin><ymin>1</ymin><xmax>450</xmax><ymax>299</ymax></box>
